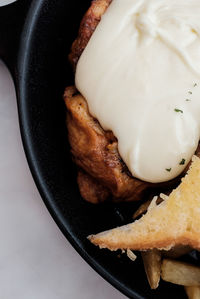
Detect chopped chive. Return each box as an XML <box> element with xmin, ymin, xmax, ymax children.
<box><xmin>194</xmin><ymin>83</ymin><xmax>197</xmax><ymax>87</ymax></box>
<box><xmin>166</xmin><ymin>168</ymin><xmax>171</xmax><ymax>172</ymax></box>
<box><xmin>174</xmin><ymin>108</ymin><xmax>183</xmax><ymax>113</ymax></box>
<box><xmin>186</xmin><ymin>99</ymin><xmax>190</xmax><ymax>101</ymax></box>
<box><xmin>179</xmin><ymin>158</ymin><xmax>186</xmax><ymax>165</ymax></box>
<box><xmin>188</xmin><ymin>91</ymin><xmax>192</xmax><ymax>94</ymax></box>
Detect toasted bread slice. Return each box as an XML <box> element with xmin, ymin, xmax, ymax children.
<box><xmin>88</xmin><ymin>156</ymin><xmax>200</xmax><ymax>251</ymax></box>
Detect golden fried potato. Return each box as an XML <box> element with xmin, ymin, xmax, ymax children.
<box><xmin>141</xmin><ymin>249</ymin><xmax>161</xmax><ymax>289</ymax></box>
<box><xmin>162</xmin><ymin>245</ymin><xmax>192</xmax><ymax>259</ymax></box>
<box><xmin>185</xmin><ymin>286</ymin><xmax>200</xmax><ymax>299</ymax></box>
<box><xmin>133</xmin><ymin>200</ymin><xmax>152</xmax><ymax>219</ymax></box>
<box><xmin>161</xmin><ymin>259</ymin><xmax>200</xmax><ymax>286</ymax></box>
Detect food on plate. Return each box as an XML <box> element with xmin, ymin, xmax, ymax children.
<box><xmin>132</xmin><ymin>196</ymin><xmax>164</xmax><ymax>219</ymax></box>
<box><xmin>88</xmin><ymin>156</ymin><xmax>200</xmax><ymax>295</ymax></box>
<box><xmin>161</xmin><ymin>259</ymin><xmax>200</xmax><ymax>286</ymax></box>
<box><xmin>162</xmin><ymin>245</ymin><xmax>192</xmax><ymax>259</ymax></box>
<box><xmin>88</xmin><ymin>156</ymin><xmax>200</xmax><ymax>251</ymax></box>
<box><xmin>132</xmin><ymin>199</ymin><xmax>153</xmax><ymax>220</ymax></box>
<box><xmin>185</xmin><ymin>286</ymin><xmax>200</xmax><ymax>299</ymax></box>
<box><xmin>64</xmin><ymin>0</ymin><xmax>200</xmax><ymax>297</ymax></box>
<box><xmin>65</xmin><ymin>0</ymin><xmax>174</xmax><ymax>205</ymax></box>
<box><xmin>141</xmin><ymin>249</ymin><xmax>161</xmax><ymax>289</ymax></box>
<box><xmin>65</xmin><ymin>0</ymin><xmax>200</xmax><ymax>203</ymax></box>
<box><xmin>69</xmin><ymin>0</ymin><xmax>111</xmax><ymax>71</ymax></box>
<box><xmin>64</xmin><ymin>86</ymin><xmax>154</xmax><ymax>203</ymax></box>
<box><xmin>126</xmin><ymin>249</ymin><xmax>137</xmax><ymax>262</ymax></box>
<box><xmin>75</xmin><ymin>0</ymin><xmax>200</xmax><ymax>184</ymax></box>
<box><xmin>64</xmin><ymin>86</ymin><xmax>181</xmax><ymax>203</ymax></box>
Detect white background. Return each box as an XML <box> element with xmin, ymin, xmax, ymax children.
<box><xmin>0</xmin><ymin>0</ymin><xmax>16</xmax><ymax>6</ymax></box>
<box><xmin>0</xmin><ymin>1</ymin><xmax>127</xmax><ymax>295</ymax></box>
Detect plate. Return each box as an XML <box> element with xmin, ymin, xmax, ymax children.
<box><xmin>17</xmin><ymin>1</ymin><xmax>187</xmax><ymax>298</ymax></box>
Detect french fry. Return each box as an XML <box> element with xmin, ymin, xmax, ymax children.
<box><xmin>133</xmin><ymin>197</ymin><xmax>164</xmax><ymax>219</ymax></box>
<box><xmin>185</xmin><ymin>286</ymin><xmax>200</xmax><ymax>299</ymax></box>
<box><xmin>161</xmin><ymin>259</ymin><xmax>200</xmax><ymax>286</ymax></box>
<box><xmin>141</xmin><ymin>249</ymin><xmax>161</xmax><ymax>289</ymax></box>
<box><xmin>162</xmin><ymin>245</ymin><xmax>191</xmax><ymax>259</ymax></box>
<box><xmin>133</xmin><ymin>200</ymin><xmax>152</xmax><ymax>219</ymax></box>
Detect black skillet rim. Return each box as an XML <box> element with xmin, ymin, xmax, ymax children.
<box><xmin>16</xmin><ymin>1</ymin><xmax>142</xmax><ymax>298</ymax></box>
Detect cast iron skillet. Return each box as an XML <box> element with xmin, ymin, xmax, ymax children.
<box><xmin>0</xmin><ymin>1</ymin><xmax>190</xmax><ymax>298</ymax></box>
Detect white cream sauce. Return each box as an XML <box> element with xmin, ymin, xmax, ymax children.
<box><xmin>75</xmin><ymin>0</ymin><xmax>200</xmax><ymax>183</ymax></box>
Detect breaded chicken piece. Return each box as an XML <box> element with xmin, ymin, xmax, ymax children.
<box><xmin>64</xmin><ymin>87</ymin><xmax>180</xmax><ymax>203</ymax></box>
<box><xmin>69</xmin><ymin>0</ymin><xmax>112</xmax><ymax>71</ymax></box>
<box><xmin>65</xmin><ymin>0</ymin><xmax>199</xmax><ymax>203</ymax></box>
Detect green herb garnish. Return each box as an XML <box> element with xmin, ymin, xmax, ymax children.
<box><xmin>174</xmin><ymin>108</ymin><xmax>183</xmax><ymax>113</ymax></box>
<box><xmin>188</xmin><ymin>91</ymin><xmax>192</xmax><ymax>94</ymax></box>
<box><xmin>166</xmin><ymin>168</ymin><xmax>171</xmax><ymax>172</ymax></box>
<box><xmin>179</xmin><ymin>159</ymin><xmax>186</xmax><ymax>165</ymax></box>
<box><xmin>186</xmin><ymin>99</ymin><xmax>190</xmax><ymax>101</ymax></box>
<box><xmin>194</xmin><ymin>83</ymin><xmax>197</xmax><ymax>87</ymax></box>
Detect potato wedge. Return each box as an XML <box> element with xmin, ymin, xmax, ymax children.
<box><xmin>133</xmin><ymin>200</ymin><xmax>152</xmax><ymax>219</ymax></box>
<box><xmin>141</xmin><ymin>249</ymin><xmax>161</xmax><ymax>289</ymax></box>
<box><xmin>162</xmin><ymin>245</ymin><xmax>191</xmax><ymax>259</ymax></box>
<box><xmin>133</xmin><ymin>197</ymin><xmax>163</xmax><ymax>219</ymax></box>
<box><xmin>185</xmin><ymin>286</ymin><xmax>200</xmax><ymax>299</ymax></box>
<box><xmin>161</xmin><ymin>259</ymin><xmax>200</xmax><ymax>286</ymax></box>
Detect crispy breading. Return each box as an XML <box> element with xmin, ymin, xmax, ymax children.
<box><xmin>77</xmin><ymin>171</ymin><xmax>110</xmax><ymax>203</ymax></box>
<box><xmin>69</xmin><ymin>0</ymin><xmax>112</xmax><ymax>70</ymax></box>
<box><xmin>64</xmin><ymin>86</ymin><xmax>180</xmax><ymax>203</ymax></box>
<box><xmin>65</xmin><ymin>0</ymin><xmax>200</xmax><ymax>203</ymax></box>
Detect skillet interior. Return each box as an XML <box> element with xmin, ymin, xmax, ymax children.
<box><xmin>17</xmin><ymin>1</ymin><xmax>188</xmax><ymax>298</ymax></box>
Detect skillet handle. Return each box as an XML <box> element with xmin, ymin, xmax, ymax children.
<box><xmin>0</xmin><ymin>0</ymin><xmax>31</xmax><ymax>75</ymax></box>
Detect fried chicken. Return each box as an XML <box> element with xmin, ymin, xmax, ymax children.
<box><xmin>64</xmin><ymin>0</ymin><xmax>199</xmax><ymax>203</ymax></box>
<box><xmin>64</xmin><ymin>87</ymin><xmax>182</xmax><ymax>203</ymax></box>
<box><xmin>69</xmin><ymin>0</ymin><xmax>112</xmax><ymax>71</ymax></box>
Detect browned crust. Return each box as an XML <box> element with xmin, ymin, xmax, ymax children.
<box><xmin>88</xmin><ymin>234</ymin><xmax>200</xmax><ymax>252</ymax></box>
<box><xmin>65</xmin><ymin>1</ymin><xmax>200</xmax><ymax>258</ymax></box>
<box><xmin>69</xmin><ymin>0</ymin><xmax>112</xmax><ymax>70</ymax></box>
<box><xmin>64</xmin><ymin>86</ymin><xmax>153</xmax><ymax>203</ymax></box>
<box><xmin>77</xmin><ymin>170</ymin><xmax>110</xmax><ymax>203</ymax></box>
<box><xmin>65</xmin><ymin>1</ymin><xmax>200</xmax><ymax>204</ymax></box>
<box><xmin>64</xmin><ymin>87</ymin><xmax>183</xmax><ymax>203</ymax></box>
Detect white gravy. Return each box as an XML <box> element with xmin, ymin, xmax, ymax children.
<box><xmin>75</xmin><ymin>0</ymin><xmax>200</xmax><ymax>183</ymax></box>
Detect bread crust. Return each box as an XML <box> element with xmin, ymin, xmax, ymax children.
<box><xmin>89</xmin><ymin>234</ymin><xmax>200</xmax><ymax>251</ymax></box>
<box><xmin>88</xmin><ymin>156</ymin><xmax>200</xmax><ymax>251</ymax></box>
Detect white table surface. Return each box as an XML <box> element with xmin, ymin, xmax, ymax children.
<box><xmin>0</xmin><ymin>58</ymin><xmax>127</xmax><ymax>298</ymax></box>
<box><xmin>0</xmin><ymin>0</ymin><xmax>16</xmax><ymax>6</ymax></box>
